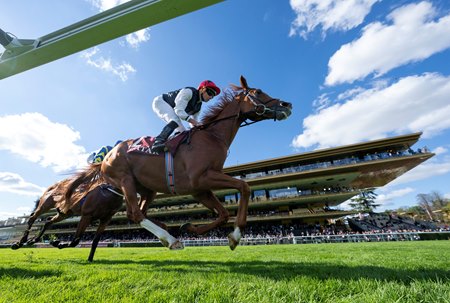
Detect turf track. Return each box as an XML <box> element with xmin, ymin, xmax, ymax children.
<box><xmin>1</xmin><ymin>241</ymin><xmax>449</xmax><ymax>302</ymax></box>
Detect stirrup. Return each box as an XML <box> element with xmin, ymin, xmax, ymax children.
<box><xmin>151</xmin><ymin>142</ymin><xmax>166</xmax><ymax>153</ymax></box>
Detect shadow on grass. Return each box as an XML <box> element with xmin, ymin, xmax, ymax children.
<box><xmin>92</xmin><ymin>259</ymin><xmax>449</xmax><ymax>284</ymax></box>
<box><xmin>0</xmin><ymin>267</ymin><xmax>61</xmax><ymax>279</ymax></box>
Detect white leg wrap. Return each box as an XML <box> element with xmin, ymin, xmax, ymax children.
<box><xmin>140</xmin><ymin>219</ymin><xmax>177</xmax><ymax>247</ymax></box>
<box><xmin>232</xmin><ymin>227</ymin><xmax>241</xmax><ymax>241</ymax></box>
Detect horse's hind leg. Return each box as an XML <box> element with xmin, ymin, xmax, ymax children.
<box><xmin>181</xmin><ymin>191</ymin><xmax>229</xmax><ymax>235</ymax></box>
<box><xmin>26</xmin><ymin>212</ymin><xmax>68</xmax><ymax>245</ymax></box>
<box><xmin>11</xmin><ymin>211</ymin><xmax>39</xmax><ymax>249</ymax></box>
<box><xmin>12</xmin><ymin>198</ymin><xmax>54</xmax><ymax>249</ymax></box>
<box><xmin>87</xmin><ymin>219</ymin><xmax>110</xmax><ymax>262</ymax></box>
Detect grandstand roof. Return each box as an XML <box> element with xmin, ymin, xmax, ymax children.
<box><xmin>223</xmin><ymin>132</ymin><xmax>424</xmax><ymax>173</ymax></box>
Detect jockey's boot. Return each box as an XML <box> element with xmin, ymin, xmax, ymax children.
<box><xmin>151</xmin><ymin>121</ymin><xmax>178</xmax><ymax>153</ymax></box>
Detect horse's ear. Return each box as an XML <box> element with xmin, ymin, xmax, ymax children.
<box><xmin>240</xmin><ymin>75</ymin><xmax>248</xmax><ymax>89</ymax></box>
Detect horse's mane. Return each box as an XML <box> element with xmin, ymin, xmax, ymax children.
<box><xmin>68</xmin><ymin>166</ymin><xmax>104</xmax><ymax>202</ymax></box>
<box><xmin>200</xmin><ymin>85</ymin><xmax>243</xmax><ymax>125</ymax></box>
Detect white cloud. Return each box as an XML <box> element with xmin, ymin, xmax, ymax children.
<box><xmin>0</xmin><ymin>172</ymin><xmax>45</xmax><ymax>196</ymax></box>
<box><xmin>292</xmin><ymin>73</ymin><xmax>450</xmax><ymax>149</ymax></box>
<box><xmin>312</xmin><ymin>93</ymin><xmax>331</xmax><ymax>111</ymax></box>
<box><xmin>87</xmin><ymin>0</ymin><xmax>129</xmax><ymax>11</ymax></box>
<box><xmin>81</xmin><ymin>47</ymin><xmax>136</xmax><ymax>81</ymax></box>
<box><xmin>87</xmin><ymin>0</ymin><xmax>150</xmax><ymax>48</ymax></box>
<box><xmin>124</xmin><ymin>29</ymin><xmax>150</xmax><ymax>49</ymax></box>
<box><xmin>326</xmin><ymin>1</ymin><xmax>450</xmax><ymax>85</ymax></box>
<box><xmin>389</xmin><ymin>158</ymin><xmax>450</xmax><ymax>186</ymax></box>
<box><xmin>376</xmin><ymin>187</ymin><xmax>415</xmax><ymax>207</ymax></box>
<box><xmin>0</xmin><ymin>113</ymin><xmax>88</xmax><ymax>173</ymax></box>
<box><xmin>336</xmin><ymin>87</ymin><xmax>366</xmax><ymax>101</ymax></box>
<box><xmin>289</xmin><ymin>0</ymin><xmax>378</xmax><ymax>39</ymax></box>
<box><xmin>432</xmin><ymin>146</ymin><xmax>448</xmax><ymax>155</ymax></box>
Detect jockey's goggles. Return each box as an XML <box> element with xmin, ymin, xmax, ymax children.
<box><xmin>205</xmin><ymin>88</ymin><xmax>217</xmax><ymax>97</ymax></box>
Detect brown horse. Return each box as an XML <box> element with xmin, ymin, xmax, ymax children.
<box><xmin>11</xmin><ymin>179</ymin><xmax>125</xmax><ymax>262</ymax></box>
<box><xmin>65</xmin><ymin>76</ymin><xmax>292</xmax><ymax>250</ymax></box>
<box><xmin>11</xmin><ymin>178</ymin><xmax>75</xmax><ymax>249</ymax></box>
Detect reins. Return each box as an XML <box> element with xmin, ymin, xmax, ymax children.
<box><xmin>196</xmin><ymin>112</ymin><xmax>239</xmax><ymax>130</ymax></box>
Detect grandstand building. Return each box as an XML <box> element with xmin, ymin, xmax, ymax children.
<box><xmin>1</xmin><ymin>132</ymin><xmax>434</xmax><ymax>242</ymax></box>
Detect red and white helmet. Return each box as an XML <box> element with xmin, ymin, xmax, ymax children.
<box><xmin>198</xmin><ymin>80</ymin><xmax>220</xmax><ymax>96</ymax></box>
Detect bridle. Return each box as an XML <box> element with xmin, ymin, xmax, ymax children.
<box><xmin>198</xmin><ymin>89</ymin><xmax>285</xmax><ymax>129</ymax></box>
<box><xmin>240</xmin><ymin>89</ymin><xmax>284</xmax><ymax>126</ymax></box>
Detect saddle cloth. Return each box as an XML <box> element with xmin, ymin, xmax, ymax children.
<box><xmin>127</xmin><ymin>131</ymin><xmax>190</xmax><ymax>156</ymax></box>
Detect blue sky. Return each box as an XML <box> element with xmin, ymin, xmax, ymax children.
<box><xmin>1</xmin><ymin>0</ymin><xmax>450</xmax><ymax>220</ymax></box>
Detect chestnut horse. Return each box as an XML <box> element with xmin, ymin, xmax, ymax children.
<box><xmin>65</xmin><ymin>76</ymin><xmax>292</xmax><ymax>250</ymax></box>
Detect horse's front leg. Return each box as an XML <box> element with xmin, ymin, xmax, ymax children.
<box><xmin>125</xmin><ymin>183</ymin><xmax>182</xmax><ymax>249</ymax></box>
<box><xmin>139</xmin><ymin>191</ymin><xmax>156</xmax><ymax>215</ymax></box>
<box><xmin>198</xmin><ymin>170</ymin><xmax>251</xmax><ymax>250</ymax></box>
<box><xmin>51</xmin><ymin>215</ymin><xmax>92</xmax><ymax>249</ymax></box>
<box><xmin>120</xmin><ymin>176</ymin><xmax>145</xmax><ymax>223</ymax></box>
<box><xmin>181</xmin><ymin>190</ymin><xmax>229</xmax><ymax>235</ymax></box>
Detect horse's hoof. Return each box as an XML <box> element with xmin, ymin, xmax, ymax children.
<box><xmin>227</xmin><ymin>233</ymin><xmax>239</xmax><ymax>251</ymax></box>
<box><xmin>160</xmin><ymin>238</ymin><xmax>169</xmax><ymax>248</ymax></box>
<box><xmin>180</xmin><ymin>223</ymin><xmax>194</xmax><ymax>233</ymax></box>
<box><xmin>11</xmin><ymin>243</ymin><xmax>21</xmax><ymax>250</ymax></box>
<box><xmin>169</xmin><ymin>240</ymin><xmax>184</xmax><ymax>250</ymax></box>
<box><xmin>50</xmin><ymin>240</ymin><xmax>60</xmax><ymax>247</ymax></box>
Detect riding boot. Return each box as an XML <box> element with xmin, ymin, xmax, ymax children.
<box><xmin>151</xmin><ymin>121</ymin><xmax>179</xmax><ymax>153</ymax></box>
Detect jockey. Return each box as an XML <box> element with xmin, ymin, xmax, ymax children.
<box><xmin>87</xmin><ymin>140</ymin><xmax>123</xmax><ymax>164</ymax></box>
<box><xmin>150</xmin><ymin>80</ymin><xmax>220</xmax><ymax>153</ymax></box>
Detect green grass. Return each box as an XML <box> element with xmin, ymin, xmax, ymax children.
<box><xmin>1</xmin><ymin>241</ymin><xmax>449</xmax><ymax>303</ymax></box>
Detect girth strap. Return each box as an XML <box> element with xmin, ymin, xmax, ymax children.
<box><xmin>165</xmin><ymin>151</ymin><xmax>176</xmax><ymax>194</ymax></box>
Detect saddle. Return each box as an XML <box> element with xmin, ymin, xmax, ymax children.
<box><xmin>127</xmin><ymin>131</ymin><xmax>191</xmax><ymax>156</ymax></box>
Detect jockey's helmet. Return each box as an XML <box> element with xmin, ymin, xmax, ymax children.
<box><xmin>198</xmin><ymin>80</ymin><xmax>220</xmax><ymax>96</ymax></box>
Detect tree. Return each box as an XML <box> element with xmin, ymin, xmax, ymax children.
<box><xmin>430</xmin><ymin>191</ymin><xmax>447</xmax><ymax>209</ymax></box>
<box><xmin>349</xmin><ymin>188</ymin><xmax>380</xmax><ymax>213</ymax></box>
<box><xmin>416</xmin><ymin>193</ymin><xmax>435</xmax><ymax>221</ymax></box>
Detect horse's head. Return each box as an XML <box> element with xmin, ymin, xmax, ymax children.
<box><xmin>237</xmin><ymin>76</ymin><xmax>292</xmax><ymax>123</ymax></box>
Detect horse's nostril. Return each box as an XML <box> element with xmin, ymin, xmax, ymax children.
<box><xmin>281</xmin><ymin>101</ymin><xmax>292</xmax><ymax>109</ymax></box>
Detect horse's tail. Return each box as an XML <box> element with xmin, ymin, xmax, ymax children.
<box><xmin>30</xmin><ymin>197</ymin><xmax>40</xmax><ymax>214</ymax></box>
<box><xmin>65</xmin><ymin>164</ymin><xmax>103</xmax><ymax>204</ymax></box>
<box><xmin>30</xmin><ymin>180</ymin><xmax>63</xmax><ymax>214</ymax></box>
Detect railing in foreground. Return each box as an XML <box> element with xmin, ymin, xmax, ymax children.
<box><xmin>2</xmin><ymin>231</ymin><xmax>447</xmax><ymax>248</ymax></box>
<box><xmin>113</xmin><ymin>231</ymin><xmax>450</xmax><ymax>248</ymax></box>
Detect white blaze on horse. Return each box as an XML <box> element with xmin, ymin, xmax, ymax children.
<box><xmin>65</xmin><ymin>76</ymin><xmax>292</xmax><ymax>250</ymax></box>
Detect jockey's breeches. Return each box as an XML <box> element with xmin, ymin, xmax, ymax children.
<box><xmin>152</xmin><ymin>96</ymin><xmax>186</xmax><ymax>133</ymax></box>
